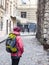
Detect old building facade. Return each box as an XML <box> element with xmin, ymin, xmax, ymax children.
<box><xmin>16</xmin><ymin>0</ymin><xmax>37</xmax><ymax>24</ymax></box>
<box><xmin>0</xmin><ymin>0</ymin><xmax>17</xmax><ymax>36</ymax></box>
<box><xmin>0</xmin><ymin>0</ymin><xmax>5</xmax><ymax>32</ymax></box>
<box><xmin>16</xmin><ymin>0</ymin><xmax>37</xmax><ymax>32</ymax></box>
<box><xmin>0</xmin><ymin>0</ymin><xmax>37</xmax><ymax>36</ymax></box>
<box><xmin>4</xmin><ymin>0</ymin><xmax>17</xmax><ymax>34</ymax></box>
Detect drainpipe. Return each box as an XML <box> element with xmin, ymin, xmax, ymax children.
<box><xmin>6</xmin><ymin>20</ymin><xmax>8</xmax><ymax>34</ymax></box>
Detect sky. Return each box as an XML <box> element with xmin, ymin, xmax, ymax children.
<box><xmin>22</xmin><ymin>0</ymin><xmax>38</xmax><ymax>5</ymax></box>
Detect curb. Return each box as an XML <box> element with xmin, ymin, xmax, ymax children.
<box><xmin>20</xmin><ymin>34</ymin><xmax>36</xmax><ymax>36</ymax></box>
<box><xmin>0</xmin><ymin>39</ymin><xmax>6</xmax><ymax>43</ymax></box>
<box><xmin>0</xmin><ymin>35</ymin><xmax>8</xmax><ymax>44</ymax></box>
<box><xmin>0</xmin><ymin>33</ymin><xmax>36</xmax><ymax>43</ymax></box>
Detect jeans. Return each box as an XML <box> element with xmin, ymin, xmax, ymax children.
<box><xmin>11</xmin><ymin>56</ymin><xmax>20</xmax><ymax>65</ymax></box>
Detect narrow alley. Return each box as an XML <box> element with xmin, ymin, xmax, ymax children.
<box><xmin>0</xmin><ymin>35</ymin><xmax>49</xmax><ymax>65</ymax></box>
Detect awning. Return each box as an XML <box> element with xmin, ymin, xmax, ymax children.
<box><xmin>16</xmin><ymin>16</ymin><xmax>28</xmax><ymax>24</ymax></box>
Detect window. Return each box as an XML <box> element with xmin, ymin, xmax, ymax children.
<box><xmin>0</xmin><ymin>17</ymin><xmax>3</xmax><ymax>31</ymax></box>
<box><xmin>6</xmin><ymin>3</ymin><xmax>8</xmax><ymax>13</ymax></box>
<box><xmin>0</xmin><ymin>0</ymin><xmax>1</xmax><ymax>5</ymax></box>
<box><xmin>3</xmin><ymin>0</ymin><xmax>5</xmax><ymax>9</ymax></box>
<box><xmin>10</xmin><ymin>5</ymin><xmax>12</xmax><ymax>15</ymax></box>
<box><xmin>1</xmin><ymin>0</ymin><xmax>4</xmax><ymax>6</ymax></box>
<box><xmin>21</xmin><ymin>12</ymin><xmax>27</xmax><ymax>18</ymax></box>
<box><xmin>0</xmin><ymin>0</ymin><xmax>5</xmax><ymax>9</ymax></box>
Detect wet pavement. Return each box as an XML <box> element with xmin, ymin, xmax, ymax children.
<box><xmin>0</xmin><ymin>35</ymin><xmax>49</xmax><ymax>65</ymax></box>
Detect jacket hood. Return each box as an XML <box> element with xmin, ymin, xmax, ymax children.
<box><xmin>13</xmin><ymin>27</ymin><xmax>21</xmax><ymax>32</ymax></box>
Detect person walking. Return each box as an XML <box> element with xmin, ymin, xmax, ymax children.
<box><xmin>11</xmin><ymin>27</ymin><xmax>24</xmax><ymax>65</ymax></box>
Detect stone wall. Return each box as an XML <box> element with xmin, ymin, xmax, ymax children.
<box><xmin>36</xmin><ymin>0</ymin><xmax>46</xmax><ymax>44</ymax></box>
<box><xmin>37</xmin><ymin>0</ymin><xmax>49</xmax><ymax>48</ymax></box>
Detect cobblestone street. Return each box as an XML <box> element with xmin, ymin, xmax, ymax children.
<box><xmin>0</xmin><ymin>35</ymin><xmax>49</xmax><ymax>65</ymax></box>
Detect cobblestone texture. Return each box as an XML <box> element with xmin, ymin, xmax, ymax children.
<box><xmin>0</xmin><ymin>36</ymin><xmax>49</xmax><ymax>65</ymax></box>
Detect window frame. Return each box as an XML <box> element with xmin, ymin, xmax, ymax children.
<box><xmin>21</xmin><ymin>12</ymin><xmax>27</xmax><ymax>18</ymax></box>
